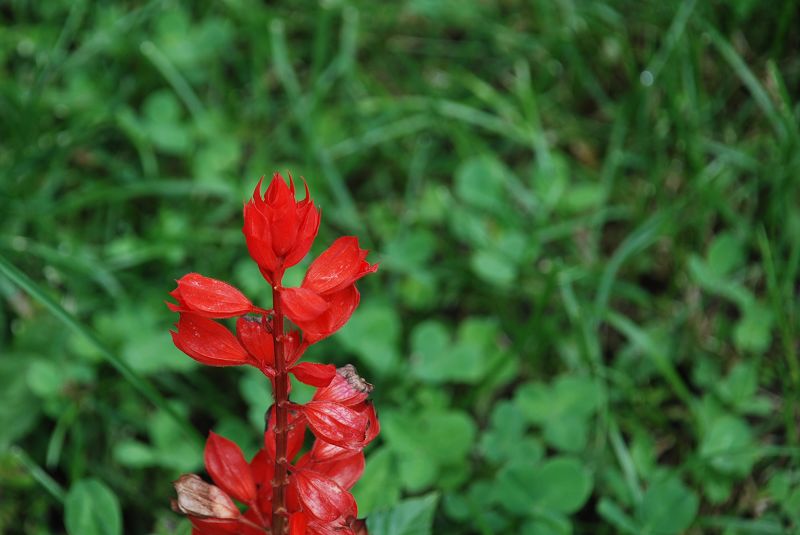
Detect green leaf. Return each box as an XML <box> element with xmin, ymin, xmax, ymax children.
<box><xmin>455</xmin><ymin>155</ymin><xmax>509</xmax><ymax>213</ymax></box>
<box><xmin>515</xmin><ymin>375</ymin><xmax>602</xmax><ymax>451</ymax></box>
<box><xmin>367</xmin><ymin>493</ymin><xmax>439</xmax><ymax>535</ymax></box>
<box><xmin>497</xmin><ymin>456</ymin><xmax>593</xmax><ymax>515</ymax></box>
<box><xmin>733</xmin><ymin>301</ymin><xmax>773</xmax><ymax>353</ymax></box>
<box><xmin>637</xmin><ymin>476</ymin><xmax>698</xmax><ymax>535</ymax></box>
<box><xmin>338</xmin><ymin>301</ymin><xmax>401</xmax><ymax>377</ymax></box>
<box><xmin>699</xmin><ymin>414</ymin><xmax>757</xmax><ymax>476</ymax></box>
<box><xmin>0</xmin><ymin>356</ymin><xmax>40</xmax><ymax>447</ymax></box>
<box><xmin>64</xmin><ymin>479</ymin><xmax>122</xmax><ymax>535</ymax></box>
<box><xmin>352</xmin><ymin>448</ymin><xmax>400</xmax><ymax>515</ymax></box>
<box><xmin>706</xmin><ymin>232</ymin><xmax>744</xmax><ymax>277</ymax></box>
<box><xmin>382</xmin><ymin>409</ymin><xmax>476</xmax><ymax>491</ymax></box>
<box><xmin>471</xmin><ymin>248</ymin><xmax>516</xmax><ymax>287</ymax></box>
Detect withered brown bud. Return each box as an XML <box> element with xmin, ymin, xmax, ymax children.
<box><xmin>172</xmin><ymin>474</ymin><xmax>240</xmax><ymax>519</ymax></box>
<box><xmin>338</xmin><ymin>364</ymin><xmax>373</xmax><ymax>394</ymax></box>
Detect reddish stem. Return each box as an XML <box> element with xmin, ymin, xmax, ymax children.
<box><xmin>271</xmin><ymin>284</ymin><xmax>289</xmax><ymax>534</ymax></box>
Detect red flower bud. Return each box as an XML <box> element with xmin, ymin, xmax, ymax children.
<box><xmin>243</xmin><ymin>174</ymin><xmax>320</xmax><ymax>284</ymax></box>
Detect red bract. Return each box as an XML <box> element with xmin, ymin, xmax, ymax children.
<box><xmin>170</xmin><ymin>174</ymin><xmax>377</xmax><ymax>535</ymax></box>
<box><xmin>282</xmin><ymin>237</ymin><xmax>377</xmax><ymax>345</ymax></box>
<box><xmin>243</xmin><ymin>174</ymin><xmax>320</xmax><ymax>285</ymax></box>
<box><xmin>169</xmin><ymin>273</ymin><xmax>264</xmax><ymax>318</ymax></box>
<box><xmin>204</xmin><ymin>432</ymin><xmax>256</xmax><ymax>504</ymax></box>
<box><xmin>171</xmin><ymin>314</ymin><xmax>250</xmax><ymax>367</ymax></box>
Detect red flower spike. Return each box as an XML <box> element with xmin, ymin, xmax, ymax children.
<box><xmin>172</xmin><ymin>314</ymin><xmax>250</xmax><ymax>367</ymax></box>
<box><xmin>243</xmin><ymin>174</ymin><xmax>321</xmax><ymax>284</ymax></box>
<box><xmin>303</xmin><ymin>237</ymin><xmax>378</xmax><ymax>295</ymax></box>
<box><xmin>292</xmin><ymin>469</ymin><xmax>357</xmax><ymax>522</ymax></box>
<box><xmin>204</xmin><ymin>432</ymin><xmax>257</xmax><ymax>504</ymax></box>
<box><xmin>291</xmin><ymin>362</ymin><xmax>336</xmax><ymax>387</ymax></box>
<box><xmin>169</xmin><ymin>174</ymin><xmax>378</xmax><ymax>533</ymax></box>
<box><xmin>169</xmin><ymin>273</ymin><xmax>263</xmax><ymax>318</ymax></box>
<box><xmin>302</xmin><ymin>401</ymin><xmax>369</xmax><ymax>449</ymax></box>
<box><xmin>236</xmin><ymin>317</ymin><xmax>275</xmax><ymax>372</ymax></box>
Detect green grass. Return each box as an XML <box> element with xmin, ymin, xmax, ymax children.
<box><xmin>1</xmin><ymin>1</ymin><xmax>799</xmax><ymax>533</ymax></box>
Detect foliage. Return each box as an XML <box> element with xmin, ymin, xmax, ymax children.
<box><xmin>1</xmin><ymin>0</ymin><xmax>799</xmax><ymax>533</ymax></box>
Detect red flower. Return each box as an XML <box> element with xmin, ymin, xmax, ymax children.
<box><xmin>243</xmin><ymin>173</ymin><xmax>320</xmax><ymax>284</ymax></box>
<box><xmin>170</xmin><ymin>174</ymin><xmax>377</xmax><ymax>535</ymax></box>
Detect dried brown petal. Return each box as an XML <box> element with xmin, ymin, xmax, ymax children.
<box><xmin>173</xmin><ymin>474</ymin><xmax>240</xmax><ymax>519</ymax></box>
<box><xmin>338</xmin><ymin>364</ymin><xmax>373</xmax><ymax>394</ymax></box>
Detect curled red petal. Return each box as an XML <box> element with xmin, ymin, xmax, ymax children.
<box><xmin>291</xmin><ymin>362</ymin><xmax>336</xmax><ymax>387</ymax></box>
<box><xmin>302</xmin><ymin>237</ymin><xmax>378</xmax><ymax>295</ymax></box>
<box><xmin>172</xmin><ymin>314</ymin><xmax>250</xmax><ymax>367</ymax></box>
<box><xmin>300</xmin><ymin>285</ymin><xmax>360</xmax><ymax>345</ymax></box>
<box><xmin>282</xmin><ymin>287</ymin><xmax>330</xmax><ymax>323</ymax></box>
<box><xmin>292</xmin><ymin>469</ymin><xmax>357</xmax><ymax>523</ymax></box>
<box><xmin>171</xmin><ymin>273</ymin><xmax>258</xmax><ymax>318</ymax></box>
<box><xmin>204</xmin><ymin>432</ymin><xmax>256</xmax><ymax>504</ymax></box>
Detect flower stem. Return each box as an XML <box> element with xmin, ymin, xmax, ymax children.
<box><xmin>271</xmin><ymin>285</ymin><xmax>289</xmax><ymax>534</ymax></box>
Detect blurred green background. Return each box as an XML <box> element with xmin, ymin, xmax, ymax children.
<box><xmin>2</xmin><ymin>1</ymin><xmax>799</xmax><ymax>533</ymax></box>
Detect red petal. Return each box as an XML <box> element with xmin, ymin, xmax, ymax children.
<box><xmin>289</xmin><ymin>511</ymin><xmax>309</xmax><ymax>535</ymax></box>
<box><xmin>189</xmin><ymin>518</ymin><xmax>241</xmax><ymax>535</ymax></box>
<box><xmin>301</xmin><ymin>285</ymin><xmax>360</xmax><ymax>345</ymax></box>
<box><xmin>291</xmin><ymin>362</ymin><xmax>336</xmax><ymax>387</ymax></box>
<box><xmin>362</xmin><ymin>402</ymin><xmax>380</xmax><ymax>445</ymax></box>
<box><xmin>284</xmin><ymin>199</ymin><xmax>320</xmax><ymax>269</ymax></box>
<box><xmin>236</xmin><ymin>317</ymin><xmax>275</xmax><ymax>370</ymax></box>
<box><xmin>243</xmin><ymin>195</ymin><xmax>279</xmax><ymax>281</ymax></box>
<box><xmin>249</xmin><ymin>448</ymin><xmax>275</xmax><ymax>499</ymax></box>
<box><xmin>297</xmin><ymin>442</ymin><xmax>365</xmax><ymax>491</ymax></box>
<box><xmin>302</xmin><ymin>401</ymin><xmax>368</xmax><ymax>449</ymax></box>
<box><xmin>172</xmin><ymin>273</ymin><xmax>258</xmax><ymax>318</ymax></box>
<box><xmin>267</xmin><ymin>174</ymin><xmax>300</xmax><ymax>256</ymax></box>
<box><xmin>172</xmin><ymin>314</ymin><xmax>250</xmax><ymax>367</ymax></box>
<box><xmin>204</xmin><ymin>432</ymin><xmax>256</xmax><ymax>504</ymax></box>
<box><xmin>303</xmin><ymin>237</ymin><xmax>378</xmax><ymax>295</ymax></box>
<box><xmin>292</xmin><ymin>469</ymin><xmax>356</xmax><ymax>522</ymax></box>
<box><xmin>281</xmin><ymin>287</ymin><xmax>330</xmax><ymax>322</ymax></box>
